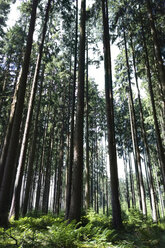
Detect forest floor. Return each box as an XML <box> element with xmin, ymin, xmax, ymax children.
<box><xmin>0</xmin><ymin>209</ymin><xmax>165</xmax><ymax>248</ymax></box>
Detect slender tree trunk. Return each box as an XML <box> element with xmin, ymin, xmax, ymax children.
<box><xmin>152</xmin><ymin>50</ymin><xmax>165</xmax><ymax>140</ymax></box>
<box><xmin>68</xmin><ymin>0</ymin><xmax>86</xmax><ymax>222</ymax></box>
<box><xmin>8</xmin><ymin>122</ymin><xmax>25</xmax><ymax>219</ymax></box>
<box><xmin>34</xmin><ymin>108</ymin><xmax>50</xmax><ymax>213</ymax></box>
<box><xmin>101</xmin><ymin>0</ymin><xmax>122</xmax><ymax>228</ymax></box>
<box><xmin>30</xmin><ymin>153</ymin><xmax>39</xmax><ymax>211</ymax></box>
<box><xmin>100</xmin><ymin>148</ymin><xmax>105</xmax><ymax>214</ymax></box>
<box><xmin>146</xmin><ymin>0</ymin><xmax>165</xmax><ymax>97</ymax></box>
<box><xmin>127</xmin><ymin>94</ymin><xmax>142</xmax><ymax>210</ymax></box>
<box><xmin>52</xmin><ymin>139</ymin><xmax>58</xmax><ymax>213</ymax></box>
<box><xmin>55</xmin><ymin>129</ymin><xmax>64</xmax><ymax>215</ymax></box>
<box><xmin>155</xmin><ymin>168</ymin><xmax>164</xmax><ymax>218</ymax></box>
<box><xmin>141</xmin><ymin>23</ymin><xmax>165</xmax><ymax>189</ymax></box>
<box><xmin>123</xmin><ymin>152</ymin><xmax>130</xmax><ymax>209</ymax></box>
<box><xmin>0</xmin><ymin>62</ymin><xmax>11</xmax><ymax>151</ymax></box>
<box><xmin>9</xmin><ymin>66</ymin><xmax>45</xmax><ymax>220</ymax></box>
<box><xmin>85</xmin><ymin>34</ymin><xmax>90</xmax><ymax>209</ymax></box>
<box><xmin>65</xmin><ymin>0</ymin><xmax>78</xmax><ymax>220</ymax></box>
<box><xmin>96</xmin><ymin>166</ymin><xmax>99</xmax><ymax>214</ymax></box>
<box><xmin>53</xmin><ymin>171</ymin><xmax>57</xmax><ymax>213</ymax></box>
<box><xmin>0</xmin><ymin>0</ymin><xmax>39</xmax><ymax>227</ymax></box>
<box><xmin>93</xmin><ymin>136</ymin><xmax>97</xmax><ymax>213</ymax></box>
<box><xmin>124</xmin><ymin>30</ymin><xmax>147</xmax><ymax>216</ymax></box>
<box><xmin>104</xmin><ymin>135</ymin><xmax>109</xmax><ymax>216</ymax></box>
<box><xmin>42</xmin><ymin>105</ymin><xmax>56</xmax><ymax>214</ymax></box>
<box><xmin>35</xmin><ymin>165</ymin><xmax>42</xmax><ymax>212</ymax></box>
<box><xmin>103</xmin><ymin>182</ymin><xmax>105</xmax><ymax>214</ymax></box>
<box><xmin>0</xmin><ymin>72</ymin><xmax>20</xmax><ymax>186</ymax></box>
<box><xmin>12</xmin><ymin>0</ymin><xmax>51</xmax><ymax>217</ymax></box>
<box><xmin>90</xmin><ymin>139</ymin><xmax>94</xmax><ymax>208</ymax></box>
<box><xmin>42</xmin><ymin>132</ymin><xmax>53</xmax><ymax>214</ymax></box>
<box><xmin>106</xmin><ymin>175</ymin><xmax>109</xmax><ymax>216</ymax></box>
<box><xmin>128</xmin><ymin>152</ymin><xmax>136</xmax><ymax>208</ymax></box>
<box><xmin>0</xmin><ymin>63</ymin><xmax>10</xmax><ymax>136</ymax></box>
<box><xmin>130</xmin><ymin>36</ymin><xmax>158</xmax><ymax>221</ymax></box>
<box><xmin>95</xmin><ymin>131</ymin><xmax>99</xmax><ymax>214</ymax></box>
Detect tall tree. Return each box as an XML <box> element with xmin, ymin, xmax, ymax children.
<box><xmin>101</xmin><ymin>0</ymin><xmax>122</xmax><ymax>228</ymax></box>
<box><xmin>0</xmin><ymin>0</ymin><xmax>39</xmax><ymax>227</ymax></box>
<box><xmin>68</xmin><ymin>0</ymin><xmax>86</xmax><ymax>222</ymax></box>
<box><xmin>65</xmin><ymin>0</ymin><xmax>78</xmax><ymax>220</ymax></box>
<box><xmin>9</xmin><ymin>0</ymin><xmax>52</xmax><ymax>219</ymax></box>
<box><xmin>130</xmin><ymin>35</ymin><xmax>158</xmax><ymax>222</ymax></box>
<box><xmin>124</xmin><ymin>30</ymin><xmax>147</xmax><ymax>216</ymax></box>
<box><xmin>140</xmin><ymin>19</ymin><xmax>165</xmax><ymax>189</ymax></box>
<box><xmin>146</xmin><ymin>0</ymin><xmax>165</xmax><ymax>98</ymax></box>
<box><xmin>85</xmin><ymin>28</ymin><xmax>90</xmax><ymax>210</ymax></box>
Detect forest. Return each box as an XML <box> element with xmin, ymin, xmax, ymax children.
<box><xmin>0</xmin><ymin>0</ymin><xmax>165</xmax><ymax>247</ymax></box>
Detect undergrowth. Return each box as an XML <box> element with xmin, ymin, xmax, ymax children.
<box><xmin>0</xmin><ymin>209</ymin><xmax>165</xmax><ymax>247</ymax></box>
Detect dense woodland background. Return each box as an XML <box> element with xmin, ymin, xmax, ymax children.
<box><xmin>0</xmin><ymin>0</ymin><xmax>165</xmax><ymax>246</ymax></box>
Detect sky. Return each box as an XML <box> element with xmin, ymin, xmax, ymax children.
<box><xmin>88</xmin><ymin>43</ymin><xmax>120</xmax><ymax>91</ymax></box>
<box><xmin>7</xmin><ymin>1</ymin><xmax>20</xmax><ymax>27</ymax></box>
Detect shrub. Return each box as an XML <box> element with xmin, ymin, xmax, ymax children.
<box><xmin>46</xmin><ymin>221</ymin><xmax>77</xmax><ymax>247</ymax></box>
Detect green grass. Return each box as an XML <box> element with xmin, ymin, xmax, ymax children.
<box><xmin>0</xmin><ymin>209</ymin><xmax>165</xmax><ymax>247</ymax></box>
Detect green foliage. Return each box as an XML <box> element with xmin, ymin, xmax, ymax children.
<box><xmin>116</xmin><ymin>209</ymin><xmax>165</xmax><ymax>248</ymax></box>
<box><xmin>82</xmin><ymin>209</ymin><xmax>113</xmax><ymax>229</ymax></box>
<box><xmin>47</xmin><ymin>221</ymin><xmax>78</xmax><ymax>248</ymax></box>
<box><xmin>0</xmin><ymin>210</ymin><xmax>165</xmax><ymax>247</ymax></box>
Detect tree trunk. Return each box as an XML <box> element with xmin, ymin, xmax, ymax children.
<box><xmin>106</xmin><ymin>174</ymin><xmax>109</xmax><ymax>216</ymax></box>
<box><xmin>123</xmin><ymin>152</ymin><xmax>130</xmax><ymax>209</ymax></box>
<box><xmin>85</xmin><ymin>34</ymin><xmax>90</xmax><ymax>210</ymax></box>
<box><xmin>42</xmin><ymin>103</ymin><xmax>56</xmax><ymax>214</ymax></box>
<box><xmin>12</xmin><ymin>0</ymin><xmax>51</xmax><ymax>217</ymax></box>
<box><xmin>34</xmin><ymin>104</ymin><xmax>50</xmax><ymax>213</ymax></box>
<box><xmin>124</xmin><ymin>30</ymin><xmax>147</xmax><ymax>216</ymax></box>
<box><xmin>90</xmin><ymin>139</ymin><xmax>94</xmax><ymax>208</ymax></box>
<box><xmin>101</xmin><ymin>0</ymin><xmax>122</xmax><ymax>228</ymax></box>
<box><xmin>42</xmin><ymin>132</ymin><xmax>54</xmax><ymax>214</ymax></box>
<box><xmin>68</xmin><ymin>0</ymin><xmax>86</xmax><ymax>222</ymax></box>
<box><xmin>146</xmin><ymin>0</ymin><xmax>165</xmax><ymax>97</ymax></box>
<box><xmin>155</xmin><ymin>168</ymin><xmax>164</xmax><ymax>218</ymax></box>
<box><xmin>0</xmin><ymin>0</ymin><xmax>39</xmax><ymax>227</ymax></box>
<box><xmin>55</xmin><ymin>132</ymin><xmax>64</xmax><ymax>215</ymax></box>
<box><xmin>130</xmin><ymin>36</ymin><xmax>158</xmax><ymax>222</ymax></box>
<box><xmin>9</xmin><ymin>66</ymin><xmax>45</xmax><ymax>220</ymax></box>
<box><xmin>141</xmin><ymin>23</ymin><xmax>165</xmax><ymax>189</ymax></box>
<box><xmin>95</xmin><ymin>131</ymin><xmax>99</xmax><ymax>214</ymax></box>
<box><xmin>128</xmin><ymin>152</ymin><xmax>136</xmax><ymax>208</ymax></box>
<box><xmin>0</xmin><ymin>72</ymin><xmax>20</xmax><ymax>186</ymax></box>
<box><xmin>65</xmin><ymin>0</ymin><xmax>78</xmax><ymax>220</ymax></box>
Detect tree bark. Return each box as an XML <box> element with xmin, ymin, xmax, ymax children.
<box><xmin>0</xmin><ymin>0</ymin><xmax>39</xmax><ymax>227</ymax></box>
<box><xmin>34</xmin><ymin>99</ymin><xmax>51</xmax><ymax>212</ymax></box>
<box><xmin>12</xmin><ymin>0</ymin><xmax>51</xmax><ymax>217</ymax></box>
<box><xmin>123</xmin><ymin>152</ymin><xmax>130</xmax><ymax>209</ymax></box>
<box><xmin>102</xmin><ymin>0</ymin><xmax>122</xmax><ymax>228</ymax></box>
<box><xmin>65</xmin><ymin>0</ymin><xmax>78</xmax><ymax>220</ymax></box>
<box><xmin>146</xmin><ymin>0</ymin><xmax>165</xmax><ymax>97</ymax></box>
<box><xmin>128</xmin><ymin>152</ymin><xmax>136</xmax><ymax>207</ymax></box>
<box><xmin>68</xmin><ymin>0</ymin><xmax>86</xmax><ymax>222</ymax></box>
<box><xmin>9</xmin><ymin>65</ymin><xmax>45</xmax><ymax>219</ymax></box>
<box><xmin>141</xmin><ymin>23</ymin><xmax>165</xmax><ymax>189</ymax></box>
<box><xmin>85</xmin><ymin>33</ymin><xmax>90</xmax><ymax>210</ymax></box>
<box><xmin>55</xmin><ymin>131</ymin><xmax>64</xmax><ymax>215</ymax></box>
<box><xmin>130</xmin><ymin>36</ymin><xmax>158</xmax><ymax>222</ymax></box>
<box><xmin>124</xmin><ymin>30</ymin><xmax>147</xmax><ymax>216</ymax></box>
<box><xmin>42</xmin><ymin>131</ymin><xmax>54</xmax><ymax>214</ymax></box>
